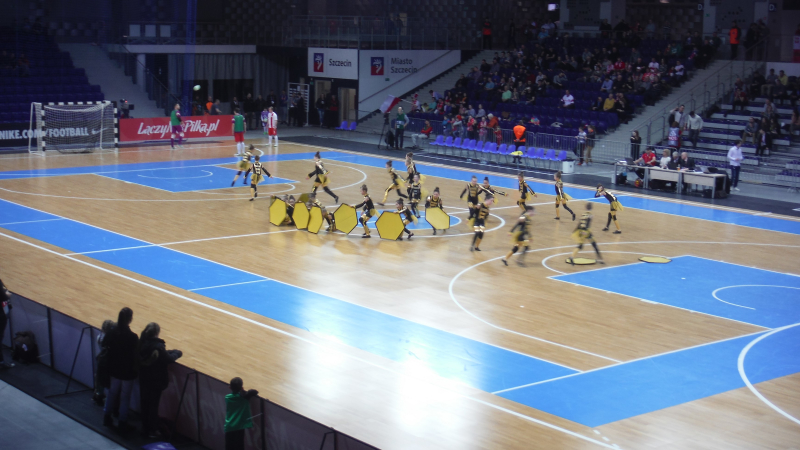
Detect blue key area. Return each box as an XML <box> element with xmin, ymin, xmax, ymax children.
<box><xmin>552</xmin><ymin>256</ymin><xmax>800</xmax><ymax>329</ymax></box>
<box><xmin>1</xmin><ymin>151</ymin><xmax>799</xmax><ymax>234</ymax></box>
<box><xmin>201</xmin><ymin>281</ymin><xmax>575</xmax><ymax>392</ymax></box>
<box><xmin>365</xmin><ymin>210</ymin><xmax>461</xmax><ymax>230</ymax></box>
<box><xmin>90</xmin><ymin>246</ymin><xmax>265</xmax><ymax>291</ymax></box>
<box><xmin>499</xmin><ymin>326</ymin><xmax>800</xmax><ymax>427</ymax></box>
<box><xmin>98</xmin><ymin>166</ymin><xmax>296</xmax><ymax>193</ymax></box>
<box><xmin>0</xmin><ymin>199</ymin><xmax>61</xmax><ymax>224</ymax></box>
<box><xmin>0</xmin><ymin>198</ymin><xmax>574</xmax><ymax>393</ymax></box>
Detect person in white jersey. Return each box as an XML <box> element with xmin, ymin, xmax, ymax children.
<box><xmin>560</xmin><ymin>90</ymin><xmax>575</xmax><ymax>109</ymax></box>
<box><xmin>265</xmin><ymin>106</ymin><xmax>279</xmax><ymax>147</ymax></box>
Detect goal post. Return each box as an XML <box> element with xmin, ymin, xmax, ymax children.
<box><xmin>29</xmin><ymin>101</ymin><xmax>119</xmax><ymax>155</ymax></box>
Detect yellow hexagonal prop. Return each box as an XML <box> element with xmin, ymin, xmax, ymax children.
<box><xmin>297</xmin><ymin>193</ymin><xmax>310</xmax><ymax>204</ymax></box>
<box><xmin>269</xmin><ymin>198</ymin><xmax>287</xmax><ymax>226</ymax></box>
<box><xmin>375</xmin><ymin>211</ymin><xmax>404</xmax><ymax>240</ymax></box>
<box><xmin>333</xmin><ymin>204</ymin><xmax>358</xmax><ymax>235</ymax></box>
<box><xmin>308</xmin><ymin>206</ymin><xmax>324</xmax><ymax>234</ymax></box>
<box><xmin>425</xmin><ymin>207</ymin><xmax>451</xmax><ymax>230</ymax></box>
<box><xmin>293</xmin><ymin>204</ymin><xmax>310</xmax><ymax>230</ymax></box>
<box><xmin>566</xmin><ymin>257</ymin><xmax>596</xmax><ymax>265</ymax></box>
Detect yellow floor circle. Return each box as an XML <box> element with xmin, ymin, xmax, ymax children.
<box><xmin>639</xmin><ymin>256</ymin><xmax>672</xmax><ymax>264</ymax></box>
<box><xmin>566</xmin><ymin>257</ymin><xmax>597</xmax><ymax>265</ymax></box>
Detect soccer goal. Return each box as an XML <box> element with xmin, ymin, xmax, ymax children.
<box><xmin>29</xmin><ymin>101</ymin><xmax>119</xmax><ymax>155</ymax></box>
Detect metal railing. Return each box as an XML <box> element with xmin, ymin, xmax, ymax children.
<box><xmin>634</xmin><ymin>37</ymin><xmax>769</xmax><ymax>146</ymax></box>
<box><xmin>2</xmin><ymin>293</ymin><xmax>379</xmax><ymax>450</ymax></box>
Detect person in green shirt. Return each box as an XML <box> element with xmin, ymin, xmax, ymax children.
<box><xmin>224</xmin><ymin>377</ymin><xmax>258</xmax><ymax>450</ymax></box>
<box><xmin>394</xmin><ymin>106</ymin><xmax>407</xmax><ymax>149</ymax></box>
<box><xmin>232</xmin><ymin>108</ymin><xmax>246</xmax><ymax>156</ymax></box>
<box><xmin>169</xmin><ymin>104</ymin><xmax>183</xmax><ymax>149</ymax></box>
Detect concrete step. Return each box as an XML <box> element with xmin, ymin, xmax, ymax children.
<box><xmin>59</xmin><ymin>43</ymin><xmax>163</xmax><ymax>119</ymax></box>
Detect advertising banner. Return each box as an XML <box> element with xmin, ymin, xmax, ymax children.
<box><xmin>120</xmin><ymin>115</ymin><xmax>233</xmax><ymax>142</ymax></box>
<box><xmin>307</xmin><ymin>48</ymin><xmax>359</xmax><ymax>80</ymax></box>
<box><xmin>357</xmin><ymin>50</ymin><xmax>460</xmax><ymax>117</ymax></box>
<box><xmin>0</xmin><ymin>123</ymin><xmax>36</xmax><ymax>148</ymax></box>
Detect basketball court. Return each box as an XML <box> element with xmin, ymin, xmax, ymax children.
<box><xmin>1</xmin><ymin>139</ymin><xmax>799</xmax><ymax>449</ymax></box>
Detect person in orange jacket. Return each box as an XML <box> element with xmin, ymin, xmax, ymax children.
<box><xmin>729</xmin><ymin>21</ymin><xmax>741</xmax><ymax>60</ymax></box>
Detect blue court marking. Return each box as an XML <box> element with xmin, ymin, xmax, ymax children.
<box><xmin>0</xmin><ymin>197</ymin><xmax>576</xmax><ymax>393</ymax></box>
<box><xmin>551</xmin><ymin>256</ymin><xmax>800</xmax><ymax>328</ymax></box>
<box><xmin>202</xmin><ymin>282</ymin><xmax>575</xmax><ymax>392</ymax></box>
<box><xmin>499</xmin><ymin>326</ymin><xmax>800</xmax><ymax>427</ymax></box>
<box><xmin>2</xmin><ymin>150</ymin><xmax>799</xmax><ymax>234</ymax></box>
<box><xmin>365</xmin><ymin>210</ymin><xmax>461</xmax><ymax>230</ymax></box>
<box><xmin>0</xmin><ymin>200</ymin><xmax>61</xmax><ymax>224</ymax></box>
<box><xmin>97</xmin><ymin>166</ymin><xmax>296</xmax><ymax>193</ymax></box>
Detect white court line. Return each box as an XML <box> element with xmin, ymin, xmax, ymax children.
<box><xmin>67</xmin><ymin>229</ymin><xmax>300</xmax><ymax>256</ymax></box>
<box><xmin>494</xmin><ymin>328</ymin><xmax>768</xmax><ymax>395</ymax></box>
<box><xmin>687</xmin><ymin>254</ymin><xmax>800</xmax><ymax>279</ymax></box>
<box><xmin>0</xmin><ymin>230</ymin><xmax>616</xmax><ymax>449</ymax></box>
<box><xmin>713</xmin><ymin>285</ymin><xmax>800</xmax><ymax>310</ymax></box>
<box><xmin>737</xmin><ymin>322</ymin><xmax>800</xmax><ymax>427</ymax></box>
<box><xmin>190</xmin><ymin>279</ymin><xmax>270</xmax><ymax>291</ymax></box>
<box><xmin>0</xmin><ymin>218</ymin><xmax>66</xmax><ymax>227</ymax></box>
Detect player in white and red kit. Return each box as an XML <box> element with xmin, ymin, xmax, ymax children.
<box><xmin>265</xmin><ymin>106</ymin><xmax>278</xmax><ymax>147</ymax></box>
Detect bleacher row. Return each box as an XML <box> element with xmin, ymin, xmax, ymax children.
<box><xmin>410</xmin><ymin>107</ymin><xmax>619</xmax><ymax>134</ymax></box>
<box><xmin>0</xmin><ymin>30</ymin><xmax>104</xmax><ymax>124</ymax></box>
<box><xmin>428</xmin><ymin>135</ymin><xmax>570</xmax><ymax>169</ymax></box>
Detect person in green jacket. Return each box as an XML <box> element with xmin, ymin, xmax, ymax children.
<box><xmin>224</xmin><ymin>377</ymin><xmax>258</xmax><ymax>450</ymax></box>
<box><xmin>394</xmin><ymin>106</ymin><xmax>407</xmax><ymax>150</ymax></box>
<box><xmin>169</xmin><ymin>104</ymin><xmax>183</xmax><ymax>149</ymax></box>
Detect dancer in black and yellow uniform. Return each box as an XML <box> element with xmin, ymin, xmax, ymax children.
<box><xmin>470</xmin><ymin>194</ymin><xmax>494</xmax><ymax>252</ymax></box>
<box><xmin>481</xmin><ymin>177</ymin><xmax>508</xmax><ymax>203</ymax></box>
<box><xmin>516</xmin><ymin>172</ymin><xmax>538</xmax><ymax>211</ymax></box>
<box><xmin>502</xmin><ymin>205</ymin><xmax>533</xmax><ymax>266</ymax></box>
<box><xmin>394</xmin><ymin>198</ymin><xmax>416</xmax><ymax>240</ymax></box>
<box><xmin>406</xmin><ymin>174</ymin><xmax>423</xmax><ymax>218</ymax></box>
<box><xmin>307</xmin><ymin>192</ymin><xmax>336</xmax><ymax>232</ymax></box>
<box><xmin>244</xmin><ymin>155</ymin><xmax>273</xmax><ymax>201</ymax></box>
<box><xmin>554</xmin><ymin>171</ymin><xmax>576</xmax><ymax>221</ymax></box>
<box><xmin>354</xmin><ymin>185</ymin><xmax>377</xmax><ymax>239</ymax></box>
<box><xmin>378</xmin><ymin>160</ymin><xmax>407</xmax><ymax>206</ymax></box>
<box><xmin>405</xmin><ymin>152</ymin><xmax>425</xmax><ymax>184</ymax></box>
<box><xmin>425</xmin><ymin>187</ymin><xmax>446</xmax><ymax>235</ymax></box>
<box><xmin>230</xmin><ymin>146</ymin><xmax>253</xmax><ymax>186</ymax></box>
<box><xmin>306</xmin><ymin>151</ymin><xmax>339</xmax><ymax>203</ymax></box>
<box><xmin>460</xmin><ymin>176</ymin><xmax>487</xmax><ymax>220</ymax></box>
<box><xmin>285</xmin><ymin>195</ymin><xmax>296</xmax><ymax>225</ymax></box>
<box><xmin>595</xmin><ymin>184</ymin><xmax>622</xmax><ymax>233</ymax></box>
<box><xmin>567</xmin><ymin>203</ymin><xmax>604</xmax><ymax>265</ymax></box>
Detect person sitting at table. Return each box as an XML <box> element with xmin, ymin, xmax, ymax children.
<box><xmin>632</xmin><ymin>146</ymin><xmax>657</xmax><ymax>179</ymax></box>
<box><xmin>679</xmin><ymin>151</ymin><xmax>696</xmax><ymax>192</ymax></box>
<box><xmin>659</xmin><ymin>148</ymin><xmax>672</xmax><ymax>169</ymax></box>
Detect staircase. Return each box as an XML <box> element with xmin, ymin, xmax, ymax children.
<box><xmin>59</xmin><ymin>44</ymin><xmax>164</xmax><ymax>119</ymax></box>
<box><xmin>358</xmin><ymin>50</ymin><xmax>495</xmax><ymax>133</ymax></box>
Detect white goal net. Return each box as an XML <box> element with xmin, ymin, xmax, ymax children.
<box><xmin>29</xmin><ymin>102</ymin><xmax>118</xmax><ymax>155</ymax></box>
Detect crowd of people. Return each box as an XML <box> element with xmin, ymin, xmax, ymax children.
<box><xmin>192</xmin><ymin>90</ymin><xmax>310</xmax><ymax>128</ymax></box>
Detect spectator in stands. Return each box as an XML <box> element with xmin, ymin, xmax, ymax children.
<box><xmin>644</xmin><ymin>19</ymin><xmax>656</xmax><ymax>39</ymax></box>
<box><xmin>730</xmin><ymin>21</ymin><xmax>742</xmax><ymax>60</ymax></box>
<box><xmin>669</xmin><ymin>105</ymin><xmax>685</xmax><ymax>128</ymax></box>
<box><xmin>485</xmin><ymin>77</ymin><xmax>496</xmax><ymax>91</ymax></box>
<box><xmin>103</xmin><ymin>307</ymin><xmax>138</xmax><ymax>433</ymax></box>
<box><xmin>648</xmin><ymin>57</ymin><xmax>660</xmax><ymax>72</ymax></box>
<box><xmin>553</xmin><ymin>72</ymin><xmax>567</xmax><ymax>89</ymax></box>
<box><xmin>479</xmin><ymin>60</ymin><xmax>490</xmax><ymax>73</ymax></box>
<box><xmin>138</xmin><ymin>322</ymin><xmax>182</xmax><ymax>439</ymax></box>
<box><xmin>779</xmin><ymin>70</ymin><xmax>789</xmax><ymax>86</ymax></box>
<box><xmin>789</xmin><ymin>110</ymin><xmax>800</xmax><ymax>141</ymax></box>
<box><xmin>494</xmin><ymin>126</ymin><xmax>503</xmax><ymax>145</ymax></box>
<box><xmin>599</xmin><ymin>19</ymin><xmax>612</xmax><ymax>38</ymax></box>
<box><xmin>575</xmin><ymin>126</ymin><xmax>587</xmax><ymax>165</ymax></box>
<box><xmin>600</xmin><ymin>77</ymin><xmax>613</xmax><ymax>93</ymax></box>
<box><xmin>315</xmin><ymin>95</ymin><xmax>325</xmax><ymax>127</ymax></box>
<box><xmin>487</xmin><ymin>113</ymin><xmax>499</xmax><ymax>130</ymax></box>
<box><xmin>478</xmin><ymin>116</ymin><xmax>488</xmax><ymax>142</ymax></box>
<box><xmin>93</xmin><ymin>319</ymin><xmax>114</xmax><ymax>405</ymax></box>
<box><xmin>560</xmin><ymin>90</ymin><xmax>575</xmax><ymax>109</ymax></box>
<box><xmin>731</xmin><ymin>88</ymin><xmax>748</xmax><ymax>112</ymax></box>
<box><xmin>211</xmin><ymin>100</ymin><xmax>223</xmax><ymax>115</ymax></box>
<box><xmin>742</xmin><ymin>117</ymin><xmax>759</xmax><ymax>145</ymax></box>
<box><xmin>205</xmin><ymin>96</ymin><xmax>213</xmax><ymax>115</ymax></box>
<box><xmin>629</xmin><ymin>48</ymin><xmax>641</xmax><ymax>65</ymax></box>
<box><xmin>762</xmin><ymin>99</ymin><xmax>775</xmax><ymax>121</ymax></box>
<box><xmin>685</xmin><ymin>111</ymin><xmax>703</xmax><ymax>148</ymax></box>
<box><xmin>674</xmin><ymin>61</ymin><xmax>685</xmax><ymax>81</ymax></box>
<box><xmin>394</xmin><ymin>106</ymin><xmax>407</xmax><ymax>149</ymax></box>
<box><xmin>225</xmin><ymin>377</ymin><xmax>259</xmax><ymax>450</ymax></box>
<box><xmin>603</xmin><ymin>93</ymin><xmax>616</xmax><ymax>113</ymax></box>
<box><xmin>762</xmin><ymin>69</ymin><xmax>778</xmax><ymax>96</ymax></box>
<box><xmin>230</xmin><ymin>97</ymin><xmax>241</xmax><ymax>116</ymax></box>
<box><xmin>727</xmin><ymin>140</ymin><xmax>744</xmax><ymax>191</ymax></box>
<box><xmin>452</xmin><ymin>115</ymin><xmax>463</xmax><ymax>137</ymax></box>
<box><xmin>756</xmin><ymin>125</ymin><xmax>772</xmax><ymax>158</ymax></box>
<box><xmin>771</xmin><ymin>78</ymin><xmax>788</xmax><ymax>104</ymax></box>
<box><xmin>482</xmin><ymin>18</ymin><xmax>493</xmax><ymax>49</ymax></box>
<box><xmin>0</xmin><ymin>277</ymin><xmax>13</xmax><ymax>369</ymax></box>
<box><xmin>476</xmin><ymin>104</ymin><xmax>486</xmax><ymax>119</ymax></box>
<box><xmin>630</xmin><ymin>130</ymin><xmax>642</xmax><ymax>160</ymax></box>
<box><xmin>501</xmin><ymin>86</ymin><xmax>512</xmax><ymax>102</ymax></box>
<box><xmin>591</xmin><ymin>96</ymin><xmax>604</xmax><ymax>112</ymax></box>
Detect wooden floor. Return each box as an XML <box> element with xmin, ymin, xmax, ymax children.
<box><xmin>1</xmin><ymin>140</ymin><xmax>799</xmax><ymax>449</ymax></box>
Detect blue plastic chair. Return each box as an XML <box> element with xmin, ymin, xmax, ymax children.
<box><xmin>335</xmin><ymin>121</ymin><xmax>348</xmax><ymax>130</ymax></box>
<box><xmin>348</xmin><ymin>122</ymin><xmax>357</xmax><ymax>131</ymax></box>
<box><xmin>543</xmin><ymin>149</ymin><xmax>556</xmax><ymax>169</ymax></box>
<box><xmin>463</xmin><ymin>139</ymin><xmax>477</xmax><ymax>158</ymax></box>
<box><xmin>429</xmin><ymin>135</ymin><xmax>445</xmax><ymax>147</ymax></box>
<box><xmin>533</xmin><ymin>148</ymin><xmax>546</xmax><ymax>168</ymax></box>
<box><xmin>443</xmin><ymin>136</ymin><xmax>456</xmax><ymax>147</ymax></box>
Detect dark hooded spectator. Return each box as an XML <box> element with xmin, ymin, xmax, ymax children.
<box><xmin>103</xmin><ymin>307</ymin><xmax>138</xmax><ymax>433</ymax></box>
<box><xmin>138</xmin><ymin>322</ymin><xmax>183</xmax><ymax>439</ymax></box>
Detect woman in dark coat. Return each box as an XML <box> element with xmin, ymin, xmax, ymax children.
<box><xmin>139</xmin><ymin>322</ymin><xmax>182</xmax><ymax>438</ymax></box>
<box><xmin>103</xmin><ymin>307</ymin><xmax>138</xmax><ymax>432</ymax></box>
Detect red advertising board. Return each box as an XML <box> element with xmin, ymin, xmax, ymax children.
<box><xmin>119</xmin><ymin>115</ymin><xmax>233</xmax><ymax>142</ymax></box>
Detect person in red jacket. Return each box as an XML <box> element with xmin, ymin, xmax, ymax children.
<box><xmin>411</xmin><ymin>120</ymin><xmax>433</xmax><ymax>149</ymax></box>
<box><xmin>729</xmin><ymin>21</ymin><xmax>741</xmax><ymax>60</ymax></box>
<box><xmin>482</xmin><ymin>19</ymin><xmax>492</xmax><ymax>49</ymax></box>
